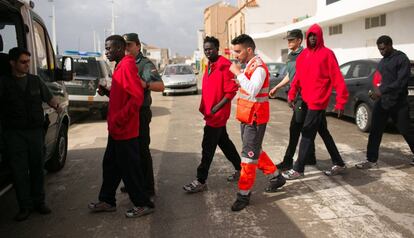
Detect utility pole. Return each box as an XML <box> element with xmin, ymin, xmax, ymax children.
<box><xmin>48</xmin><ymin>0</ymin><xmax>57</xmax><ymax>52</ymax></box>
<box><xmin>93</xmin><ymin>30</ymin><xmax>97</xmax><ymax>52</ymax></box>
<box><xmin>110</xmin><ymin>0</ymin><xmax>115</xmax><ymax>35</ymax></box>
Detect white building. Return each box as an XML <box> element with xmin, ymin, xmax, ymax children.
<box><xmin>249</xmin><ymin>0</ymin><xmax>414</xmax><ymax>64</ymax></box>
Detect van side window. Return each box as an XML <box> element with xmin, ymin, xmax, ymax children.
<box><xmin>0</xmin><ymin>24</ymin><xmax>18</xmax><ymax>53</ymax></box>
<box><xmin>33</xmin><ymin>21</ymin><xmax>51</xmax><ymax>81</ymax></box>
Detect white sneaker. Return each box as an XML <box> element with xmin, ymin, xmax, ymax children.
<box><xmin>282</xmin><ymin>169</ymin><xmax>304</xmax><ymax>180</ymax></box>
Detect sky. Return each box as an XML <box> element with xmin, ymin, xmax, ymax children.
<box><xmin>33</xmin><ymin>0</ymin><xmax>237</xmax><ymax>56</ymax></box>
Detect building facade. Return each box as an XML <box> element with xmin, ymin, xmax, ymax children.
<box><xmin>204</xmin><ymin>1</ymin><xmax>238</xmax><ymax>56</ymax></box>
<box><xmin>250</xmin><ymin>0</ymin><xmax>414</xmax><ymax>64</ymax></box>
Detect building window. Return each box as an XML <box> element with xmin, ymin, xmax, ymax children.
<box><xmin>365</xmin><ymin>14</ymin><xmax>386</xmax><ymax>29</ymax></box>
<box><xmin>326</xmin><ymin>0</ymin><xmax>340</xmax><ymax>5</ymax></box>
<box><xmin>329</xmin><ymin>24</ymin><xmax>342</xmax><ymax>35</ymax></box>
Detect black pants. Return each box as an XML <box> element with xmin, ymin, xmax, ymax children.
<box><xmin>282</xmin><ymin>106</ymin><xmax>316</xmax><ymax>165</ymax></box>
<box><xmin>367</xmin><ymin>100</ymin><xmax>414</xmax><ymax>162</ymax></box>
<box><xmin>5</xmin><ymin>128</ymin><xmax>45</xmax><ymax>210</ymax></box>
<box><xmin>294</xmin><ymin>110</ymin><xmax>345</xmax><ymax>173</ymax></box>
<box><xmin>139</xmin><ymin>106</ymin><xmax>155</xmax><ymax>196</ymax></box>
<box><xmin>197</xmin><ymin>125</ymin><xmax>241</xmax><ymax>184</ymax></box>
<box><xmin>99</xmin><ymin>136</ymin><xmax>153</xmax><ymax>208</ymax></box>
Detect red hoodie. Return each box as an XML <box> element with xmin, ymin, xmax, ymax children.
<box><xmin>199</xmin><ymin>56</ymin><xmax>238</xmax><ymax>127</ymax></box>
<box><xmin>107</xmin><ymin>55</ymin><xmax>144</xmax><ymax>140</ymax></box>
<box><xmin>288</xmin><ymin>24</ymin><xmax>348</xmax><ymax>110</ymax></box>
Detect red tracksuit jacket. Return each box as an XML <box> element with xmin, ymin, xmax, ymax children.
<box><xmin>288</xmin><ymin>24</ymin><xmax>348</xmax><ymax>110</ymax></box>
<box><xmin>199</xmin><ymin>56</ymin><xmax>238</xmax><ymax>127</ymax></box>
<box><xmin>107</xmin><ymin>55</ymin><xmax>144</xmax><ymax>140</ymax></box>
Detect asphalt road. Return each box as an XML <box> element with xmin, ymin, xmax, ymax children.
<box><xmin>1</xmin><ymin>91</ymin><xmax>414</xmax><ymax>238</ymax></box>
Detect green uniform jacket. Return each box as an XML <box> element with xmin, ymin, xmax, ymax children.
<box><xmin>136</xmin><ymin>52</ymin><xmax>162</xmax><ymax>107</ymax></box>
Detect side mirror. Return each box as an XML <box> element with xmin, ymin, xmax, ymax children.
<box><xmin>62</xmin><ymin>57</ymin><xmax>74</xmax><ymax>81</ymax></box>
<box><xmin>56</xmin><ymin>56</ymin><xmax>74</xmax><ymax>81</ymax></box>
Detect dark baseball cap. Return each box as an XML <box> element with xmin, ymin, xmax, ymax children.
<box><xmin>122</xmin><ymin>33</ymin><xmax>140</xmax><ymax>44</ymax></box>
<box><xmin>284</xmin><ymin>29</ymin><xmax>303</xmax><ymax>40</ymax></box>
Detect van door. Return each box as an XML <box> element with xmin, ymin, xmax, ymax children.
<box><xmin>0</xmin><ymin>1</ymin><xmax>25</xmax><ymax>189</ymax></box>
<box><xmin>32</xmin><ymin>18</ymin><xmax>62</xmax><ymax>160</ymax></box>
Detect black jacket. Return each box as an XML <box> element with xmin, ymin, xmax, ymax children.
<box><xmin>378</xmin><ymin>50</ymin><xmax>411</xmax><ymax>109</ymax></box>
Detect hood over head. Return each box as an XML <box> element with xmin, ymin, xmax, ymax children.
<box><xmin>306</xmin><ymin>24</ymin><xmax>324</xmax><ymax>50</ymax></box>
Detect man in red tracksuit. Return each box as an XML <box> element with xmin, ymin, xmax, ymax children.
<box><xmin>283</xmin><ymin>24</ymin><xmax>349</xmax><ymax>180</ymax></box>
<box><xmin>88</xmin><ymin>35</ymin><xmax>154</xmax><ymax>218</ymax></box>
<box><xmin>183</xmin><ymin>36</ymin><xmax>241</xmax><ymax>193</ymax></box>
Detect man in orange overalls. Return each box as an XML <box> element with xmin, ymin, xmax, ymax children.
<box><xmin>229</xmin><ymin>34</ymin><xmax>286</xmax><ymax>212</ymax></box>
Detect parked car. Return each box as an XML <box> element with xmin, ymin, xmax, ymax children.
<box><xmin>0</xmin><ymin>0</ymin><xmax>74</xmax><ymax>191</ymax></box>
<box><xmin>327</xmin><ymin>59</ymin><xmax>414</xmax><ymax>132</ymax></box>
<box><xmin>162</xmin><ymin>64</ymin><xmax>198</xmax><ymax>96</ymax></box>
<box><xmin>60</xmin><ymin>51</ymin><xmax>112</xmax><ymax>119</ymax></box>
<box><xmin>267</xmin><ymin>62</ymin><xmax>288</xmax><ymax>99</ymax></box>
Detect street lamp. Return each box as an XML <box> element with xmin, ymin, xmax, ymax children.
<box><xmin>48</xmin><ymin>0</ymin><xmax>57</xmax><ymax>53</ymax></box>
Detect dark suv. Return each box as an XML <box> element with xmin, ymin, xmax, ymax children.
<box><xmin>60</xmin><ymin>51</ymin><xmax>112</xmax><ymax>119</ymax></box>
<box><xmin>327</xmin><ymin>59</ymin><xmax>414</xmax><ymax>132</ymax></box>
<box><xmin>0</xmin><ymin>0</ymin><xmax>73</xmax><ymax>191</ymax></box>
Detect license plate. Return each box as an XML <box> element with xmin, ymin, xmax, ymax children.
<box><xmin>409</xmin><ymin>89</ymin><xmax>414</xmax><ymax>96</ymax></box>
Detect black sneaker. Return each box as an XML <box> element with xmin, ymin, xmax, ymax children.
<box><xmin>265</xmin><ymin>174</ymin><xmax>286</xmax><ymax>193</ymax></box>
<box><xmin>125</xmin><ymin>206</ymin><xmax>154</xmax><ymax>218</ymax></box>
<box><xmin>276</xmin><ymin>161</ymin><xmax>293</xmax><ymax>171</ymax></box>
<box><xmin>34</xmin><ymin>204</ymin><xmax>51</xmax><ymax>214</ymax></box>
<box><xmin>227</xmin><ymin>170</ymin><xmax>240</xmax><ymax>182</ymax></box>
<box><xmin>14</xmin><ymin>209</ymin><xmax>31</xmax><ymax>222</ymax></box>
<box><xmin>231</xmin><ymin>192</ymin><xmax>251</xmax><ymax>212</ymax></box>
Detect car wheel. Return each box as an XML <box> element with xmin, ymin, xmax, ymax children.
<box><xmin>193</xmin><ymin>89</ymin><xmax>198</xmax><ymax>95</ymax></box>
<box><xmin>45</xmin><ymin>124</ymin><xmax>68</xmax><ymax>172</ymax></box>
<box><xmin>162</xmin><ymin>92</ymin><xmax>167</xmax><ymax>96</ymax></box>
<box><xmin>355</xmin><ymin>103</ymin><xmax>372</xmax><ymax>132</ymax></box>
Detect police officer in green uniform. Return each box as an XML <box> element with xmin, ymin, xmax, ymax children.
<box><xmin>121</xmin><ymin>33</ymin><xmax>164</xmax><ymax>196</ymax></box>
<box><xmin>0</xmin><ymin>48</ymin><xmax>60</xmax><ymax>221</ymax></box>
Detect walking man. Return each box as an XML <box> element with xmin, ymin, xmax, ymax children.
<box><xmin>269</xmin><ymin>29</ymin><xmax>316</xmax><ymax>171</ymax></box>
<box><xmin>282</xmin><ymin>24</ymin><xmax>349</xmax><ymax>180</ymax></box>
<box><xmin>356</xmin><ymin>35</ymin><xmax>414</xmax><ymax>169</ymax></box>
<box><xmin>183</xmin><ymin>36</ymin><xmax>241</xmax><ymax>193</ymax></box>
<box><xmin>0</xmin><ymin>47</ymin><xmax>59</xmax><ymax>221</ymax></box>
<box><xmin>121</xmin><ymin>33</ymin><xmax>165</xmax><ymax>196</ymax></box>
<box><xmin>229</xmin><ymin>34</ymin><xmax>286</xmax><ymax>211</ymax></box>
<box><xmin>88</xmin><ymin>35</ymin><xmax>154</xmax><ymax>218</ymax></box>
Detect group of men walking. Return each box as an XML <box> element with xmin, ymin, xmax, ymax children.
<box><xmin>1</xmin><ymin>22</ymin><xmax>413</xmax><ymax>221</ymax></box>
<box><xmin>183</xmin><ymin>23</ymin><xmax>414</xmax><ymax>212</ymax></box>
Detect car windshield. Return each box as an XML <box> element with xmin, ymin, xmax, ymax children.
<box><xmin>164</xmin><ymin>65</ymin><xmax>193</xmax><ymax>75</ymax></box>
<box><xmin>73</xmin><ymin>58</ymin><xmax>100</xmax><ymax>77</ymax></box>
<box><xmin>267</xmin><ymin>63</ymin><xmax>285</xmax><ymax>74</ymax></box>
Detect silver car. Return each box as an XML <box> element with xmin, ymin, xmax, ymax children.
<box><xmin>162</xmin><ymin>64</ymin><xmax>198</xmax><ymax>96</ymax></box>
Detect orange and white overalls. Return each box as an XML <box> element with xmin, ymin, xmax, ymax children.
<box><xmin>236</xmin><ymin>56</ymin><xmax>279</xmax><ymax>195</ymax></box>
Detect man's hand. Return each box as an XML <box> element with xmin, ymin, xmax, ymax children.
<box><xmin>287</xmin><ymin>99</ymin><xmax>295</xmax><ymax>108</ymax></box>
<box><xmin>211</xmin><ymin>105</ymin><xmax>219</xmax><ymax>114</ymax></box>
<box><xmin>269</xmin><ymin>87</ymin><xmax>278</xmax><ymax>98</ymax></box>
<box><xmin>98</xmin><ymin>85</ymin><xmax>110</xmax><ymax>97</ymax></box>
<box><xmin>55</xmin><ymin>104</ymin><xmax>63</xmax><ymax>113</ymax></box>
<box><xmin>229</xmin><ymin>62</ymin><xmax>242</xmax><ymax>76</ymax></box>
<box><xmin>369</xmin><ymin>88</ymin><xmax>381</xmax><ymax>100</ymax></box>
<box><xmin>140</xmin><ymin>80</ymin><xmax>147</xmax><ymax>89</ymax></box>
<box><xmin>333</xmin><ymin>108</ymin><xmax>344</xmax><ymax>118</ymax></box>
